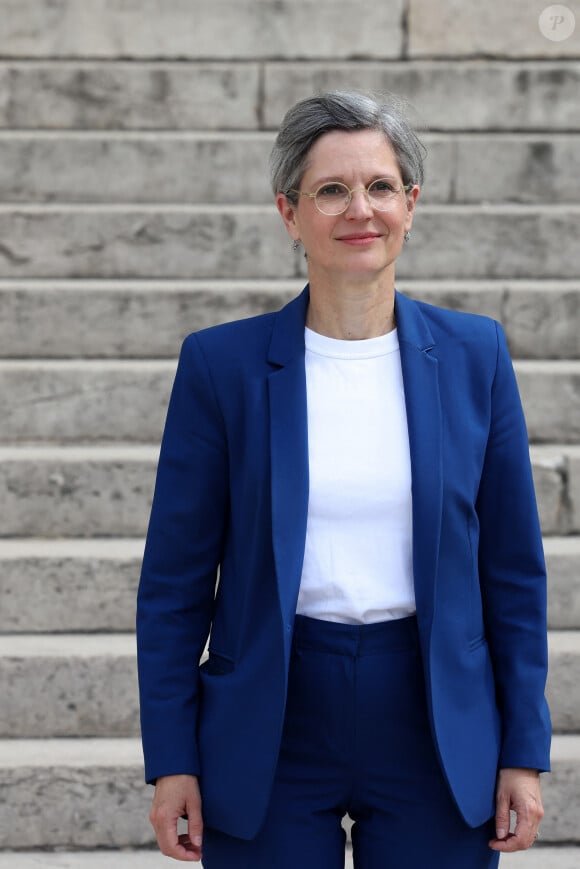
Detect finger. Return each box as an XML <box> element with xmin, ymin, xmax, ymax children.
<box><xmin>153</xmin><ymin>814</ymin><xmax>198</xmax><ymax>862</ymax></box>
<box><xmin>187</xmin><ymin>807</ymin><xmax>204</xmax><ymax>857</ymax></box>
<box><xmin>489</xmin><ymin>830</ymin><xmax>536</xmax><ymax>853</ymax></box>
<box><xmin>494</xmin><ymin>791</ymin><xmax>510</xmax><ymax>841</ymax></box>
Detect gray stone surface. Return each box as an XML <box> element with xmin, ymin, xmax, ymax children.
<box><xmin>0</xmin><ymin>739</ymin><xmax>154</xmax><ymax>849</ymax></box>
<box><xmin>2</xmin><ymin>62</ymin><xmax>579</xmax><ymax>132</ymax></box>
<box><xmin>0</xmin><ymin>358</ymin><xmax>578</xmax><ymax>443</ymax></box>
<box><xmin>0</xmin><ymin>63</ymin><xmax>260</xmax><ymax>130</ymax></box>
<box><xmin>542</xmin><ymin>736</ymin><xmax>580</xmax><ymax>842</ymax></box>
<box><xmin>0</xmin><ymin>281</ymin><xmax>301</xmax><ymax>358</ymax></box>
<box><xmin>548</xmin><ymin>633</ymin><xmax>580</xmax><ymax>732</ymax></box>
<box><xmin>0</xmin><ymin>736</ymin><xmax>578</xmax><ymax>848</ymax></box>
<box><xmin>544</xmin><ymin>538</ymin><xmax>580</xmax><ymax>630</ymax></box>
<box><xmin>264</xmin><ymin>62</ymin><xmax>580</xmax><ymax>131</ymax></box>
<box><xmin>0</xmin><ymin>446</ymin><xmax>577</xmax><ymax>538</ymax></box>
<box><xmin>1</xmin><ymin>848</ymin><xmax>580</xmax><ymax>868</ymax></box>
<box><xmin>0</xmin><ymin>206</ymin><xmax>579</xmax><ymax>280</ymax></box>
<box><xmin>531</xmin><ymin>447</ymin><xmax>576</xmax><ymax>536</ymax></box>
<box><xmin>515</xmin><ymin>362</ymin><xmax>580</xmax><ymax>444</ymax></box>
<box><xmin>0</xmin><ymin>207</ymin><xmax>293</xmax><ymax>279</ymax></box>
<box><xmin>0</xmin><ymin>536</ymin><xmax>575</xmax><ymax>633</ymax></box>
<box><xmin>1</xmin><ymin>280</ymin><xmax>578</xmax><ymax>360</ymax></box>
<box><xmin>0</xmin><ymin>634</ymin><xmax>139</xmax><ymax>737</ymax></box>
<box><xmin>0</xmin><ymin>0</ymin><xmax>403</xmax><ymax>59</ymax></box>
<box><xmin>0</xmin><ymin>133</ymin><xmax>276</xmax><ymax>204</ymax></box>
<box><xmin>0</xmin><ymin>447</ymin><xmax>157</xmax><ymax>537</ymax></box>
<box><xmin>454</xmin><ymin>135</ymin><xmax>580</xmax><ymax>204</ymax></box>
<box><xmin>0</xmin><ymin>631</ymin><xmax>576</xmax><ymax>738</ymax></box>
<box><xmin>0</xmin><ymin>361</ymin><xmax>175</xmax><ymax>442</ymax></box>
<box><xmin>0</xmin><ymin>540</ymin><xmax>143</xmax><ymax>632</ymax></box>
<box><xmin>4</xmin><ymin>133</ymin><xmax>580</xmax><ymax>206</ymax></box>
<box><xmin>408</xmin><ymin>0</ymin><xmax>580</xmax><ymax>58</ymax></box>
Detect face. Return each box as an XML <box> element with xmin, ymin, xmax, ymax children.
<box><xmin>276</xmin><ymin>128</ymin><xmax>420</xmax><ymax>285</ymax></box>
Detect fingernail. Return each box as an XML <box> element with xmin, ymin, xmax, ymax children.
<box><xmin>497</xmin><ymin>829</ymin><xmax>506</xmax><ymax>839</ymax></box>
<box><xmin>193</xmin><ymin>835</ymin><xmax>202</xmax><ymax>846</ymax></box>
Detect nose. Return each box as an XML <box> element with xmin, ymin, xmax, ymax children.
<box><xmin>344</xmin><ymin>187</ymin><xmax>374</xmax><ymax>219</ymax></box>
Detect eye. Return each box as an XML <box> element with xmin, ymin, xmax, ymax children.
<box><xmin>369</xmin><ymin>179</ymin><xmax>397</xmax><ymax>195</ymax></box>
<box><xmin>317</xmin><ymin>183</ymin><xmax>348</xmax><ymax>198</ymax></box>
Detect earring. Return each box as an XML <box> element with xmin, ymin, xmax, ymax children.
<box><xmin>404</xmin><ymin>231</ymin><xmax>411</xmax><ymax>243</ymax></box>
<box><xmin>292</xmin><ymin>240</ymin><xmax>300</xmax><ymax>251</ymax></box>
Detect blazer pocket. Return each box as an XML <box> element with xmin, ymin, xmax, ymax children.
<box><xmin>200</xmin><ymin>650</ymin><xmax>235</xmax><ymax>676</ymax></box>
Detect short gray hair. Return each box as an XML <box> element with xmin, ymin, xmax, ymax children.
<box><xmin>270</xmin><ymin>90</ymin><xmax>426</xmax><ymax>203</ymax></box>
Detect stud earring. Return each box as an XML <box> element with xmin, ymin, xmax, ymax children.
<box><xmin>292</xmin><ymin>240</ymin><xmax>300</xmax><ymax>251</ymax></box>
<box><xmin>404</xmin><ymin>231</ymin><xmax>411</xmax><ymax>243</ymax></box>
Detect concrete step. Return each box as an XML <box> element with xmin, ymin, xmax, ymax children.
<box><xmin>1</xmin><ymin>61</ymin><xmax>579</xmax><ymax>131</ymax></box>
<box><xmin>263</xmin><ymin>61</ymin><xmax>580</xmax><ymax>131</ymax></box>
<box><xmin>0</xmin><ymin>630</ymin><xmax>576</xmax><ymax>738</ymax></box>
<box><xmin>0</xmin><ymin>539</ymin><xmax>143</xmax><ymax>633</ymax></box>
<box><xmin>0</xmin><ymin>446</ymin><xmax>157</xmax><ymax>538</ymax></box>
<box><xmin>1</xmin><ymin>537</ymin><xmax>577</xmax><ymax>634</ymax></box>
<box><xmin>0</xmin><ymin>360</ymin><xmax>176</xmax><ymax>443</ymax></box>
<box><xmin>544</xmin><ymin>538</ymin><xmax>580</xmax><ymax>629</ymax></box>
<box><xmin>0</xmin><ymin>634</ymin><xmax>139</xmax><ymax>738</ymax></box>
<box><xmin>0</xmin><ymin>849</ymin><xmax>579</xmax><ymax>869</ymax></box>
<box><xmin>547</xmin><ymin>633</ymin><xmax>580</xmax><ymax>732</ymax></box>
<box><xmin>0</xmin><ymin>445</ymin><xmax>578</xmax><ymax>537</ymax></box>
<box><xmin>0</xmin><ymin>279</ymin><xmax>578</xmax><ymax>360</ymax></box>
<box><xmin>408</xmin><ymin>0</ymin><xmax>578</xmax><ymax>59</ymax></box>
<box><xmin>0</xmin><ymin>357</ymin><xmax>579</xmax><ymax>443</ymax></box>
<box><xmin>0</xmin><ymin>739</ymin><xmax>153</xmax><ymax>849</ymax></box>
<box><xmin>0</xmin><ymin>1</ymin><xmax>403</xmax><ymax>61</ymax></box>
<box><xmin>0</xmin><ymin>204</ymin><xmax>579</xmax><ymax>281</ymax></box>
<box><xmin>2</xmin><ymin>132</ymin><xmax>579</xmax><ymax>206</ymax></box>
<box><xmin>0</xmin><ymin>735</ymin><xmax>578</xmax><ymax>848</ymax></box>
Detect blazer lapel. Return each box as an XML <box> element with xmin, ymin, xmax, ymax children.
<box><xmin>395</xmin><ymin>291</ymin><xmax>443</xmax><ymax>641</ymax></box>
<box><xmin>268</xmin><ymin>287</ymin><xmax>310</xmax><ymax>655</ymax></box>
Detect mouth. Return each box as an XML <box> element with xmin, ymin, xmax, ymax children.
<box><xmin>336</xmin><ymin>233</ymin><xmax>382</xmax><ymax>246</ymax></box>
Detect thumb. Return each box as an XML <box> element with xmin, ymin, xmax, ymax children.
<box><xmin>495</xmin><ymin>791</ymin><xmax>511</xmax><ymax>840</ymax></box>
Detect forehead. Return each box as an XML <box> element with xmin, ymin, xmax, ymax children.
<box><xmin>303</xmin><ymin>129</ymin><xmax>401</xmax><ymax>182</ymax></box>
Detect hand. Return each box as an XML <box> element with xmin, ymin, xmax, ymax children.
<box><xmin>149</xmin><ymin>774</ymin><xmax>203</xmax><ymax>862</ymax></box>
<box><xmin>488</xmin><ymin>767</ymin><xmax>544</xmax><ymax>852</ymax></box>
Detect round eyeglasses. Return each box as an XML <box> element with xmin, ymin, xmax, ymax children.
<box><xmin>287</xmin><ymin>178</ymin><xmax>413</xmax><ymax>216</ymax></box>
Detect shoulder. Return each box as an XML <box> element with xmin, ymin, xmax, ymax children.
<box><xmin>398</xmin><ymin>293</ymin><xmax>505</xmax><ymax>369</ymax></box>
<box><xmin>409</xmin><ymin>295</ymin><xmax>500</xmax><ymax>345</ymax></box>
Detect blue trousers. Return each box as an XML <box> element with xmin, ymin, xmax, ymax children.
<box><xmin>202</xmin><ymin>614</ymin><xmax>500</xmax><ymax>869</ymax></box>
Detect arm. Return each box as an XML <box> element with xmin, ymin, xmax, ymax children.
<box><xmin>137</xmin><ymin>333</ymin><xmax>229</xmax><ymax>783</ymax></box>
<box><xmin>476</xmin><ymin>322</ymin><xmax>550</xmax><ymax>850</ymax></box>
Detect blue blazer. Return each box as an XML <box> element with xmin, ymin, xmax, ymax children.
<box><xmin>137</xmin><ymin>286</ymin><xmax>551</xmax><ymax>840</ymax></box>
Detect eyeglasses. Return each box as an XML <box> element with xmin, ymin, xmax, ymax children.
<box><xmin>287</xmin><ymin>178</ymin><xmax>414</xmax><ymax>216</ymax></box>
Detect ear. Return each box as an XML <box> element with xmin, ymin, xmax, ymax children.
<box><xmin>403</xmin><ymin>185</ymin><xmax>420</xmax><ymax>234</ymax></box>
<box><xmin>276</xmin><ymin>192</ymin><xmax>300</xmax><ymax>242</ymax></box>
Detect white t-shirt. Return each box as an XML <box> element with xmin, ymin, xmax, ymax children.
<box><xmin>296</xmin><ymin>326</ymin><xmax>416</xmax><ymax>624</ymax></box>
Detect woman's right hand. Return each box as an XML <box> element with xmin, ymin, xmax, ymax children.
<box><xmin>149</xmin><ymin>773</ymin><xmax>203</xmax><ymax>862</ymax></box>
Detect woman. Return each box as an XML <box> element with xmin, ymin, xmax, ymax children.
<box><xmin>137</xmin><ymin>91</ymin><xmax>551</xmax><ymax>868</ymax></box>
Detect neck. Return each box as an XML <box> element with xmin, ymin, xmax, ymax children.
<box><xmin>306</xmin><ymin>270</ymin><xmax>396</xmax><ymax>340</ymax></box>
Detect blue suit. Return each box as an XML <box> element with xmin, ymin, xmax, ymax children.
<box><xmin>137</xmin><ymin>286</ymin><xmax>551</xmax><ymax>841</ymax></box>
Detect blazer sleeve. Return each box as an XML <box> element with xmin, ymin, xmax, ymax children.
<box><xmin>136</xmin><ymin>333</ymin><xmax>229</xmax><ymax>784</ymax></box>
<box><xmin>476</xmin><ymin>321</ymin><xmax>551</xmax><ymax>772</ymax></box>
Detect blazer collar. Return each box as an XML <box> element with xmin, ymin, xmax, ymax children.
<box><xmin>267</xmin><ymin>285</ymin><xmax>310</xmax><ymax>367</ymax></box>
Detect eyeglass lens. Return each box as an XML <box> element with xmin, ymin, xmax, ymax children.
<box><xmin>315</xmin><ymin>179</ymin><xmax>403</xmax><ymax>214</ymax></box>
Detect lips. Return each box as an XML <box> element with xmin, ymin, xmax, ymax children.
<box><xmin>336</xmin><ymin>232</ymin><xmax>382</xmax><ymax>245</ymax></box>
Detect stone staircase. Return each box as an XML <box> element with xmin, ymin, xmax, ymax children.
<box><xmin>1</xmin><ymin>1</ymin><xmax>579</xmax><ymax>866</ymax></box>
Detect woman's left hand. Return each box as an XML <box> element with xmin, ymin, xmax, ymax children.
<box><xmin>488</xmin><ymin>767</ymin><xmax>544</xmax><ymax>852</ymax></box>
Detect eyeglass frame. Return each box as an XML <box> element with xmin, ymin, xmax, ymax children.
<box><xmin>286</xmin><ymin>178</ymin><xmax>415</xmax><ymax>215</ymax></box>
